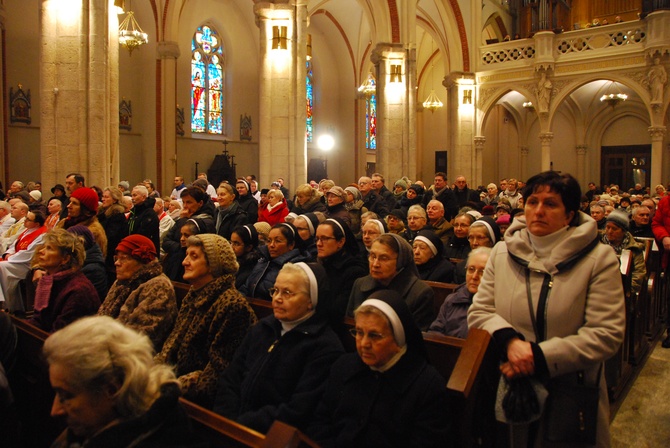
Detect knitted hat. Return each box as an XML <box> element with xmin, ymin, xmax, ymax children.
<box><xmin>71</xmin><ymin>187</ymin><xmax>99</xmax><ymax>213</ymax></box>
<box><xmin>495</xmin><ymin>203</ymin><xmax>511</xmax><ymax>213</ymax></box>
<box><xmin>326</xmin><ymin>186</ymin><xmax>346</xmax><ymax>199</ymax></box>
<box><xmin>344</xmin><ymin>186</ymin><xmax>361</xmax><ymax>201</ymax></box>
<box><xmin>29</xmin><ymin>190</ymin><xmax>42</xmax><ymax>201</ymax></box>
<box><xmin>193</xmin><ymin>233</ymin><xmax>238</xmax><ymax>277</ymax></box>
<box><xmin>606</xmin><ymin>209</ymin><xmax>629</xmax><ymax>231</ymax></box>
<box><xmin>67</xmin><ymin>225</ymin><xmax>95</xmax><ymax>250</ymax></box>
<box><xmin>495</xmin><ymin>214</ymin><xmax>511</xmax><ymax>226</ymax></box>
<box><xmin>482</xmin><ymin>205</ymin><xmax>495</xmax><ymax>216</ymax></box>
<box><xmin>116</xmin><ymin>234</ymin><xmax>157</xmax><ymax>263</ymax></box>
<box><xmin>118</xmin><ymin>181</ymin><xmax>130</xmax><ymax>190</ymax></box>
<box><xmin>254</xmin><ymin>221</ymin><xmax>271</xmax><ymax>241</ymax></box>
<box><xmin>394</xmin><ymin>179</ymin><xmax>408</xmax><ymax>190</ymax></box>
<box><xmin>388</xmin><ymin>209</ymin><xmax>405</xmax><ymax>221</ymax></box>
<box><xmin>408</xmin><ymin>184</ymin><xmax>425</xmax><ymax>196</ymax></box>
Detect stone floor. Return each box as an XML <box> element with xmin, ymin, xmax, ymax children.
<box><xmin>610</xmin><ymin>339</ymin><xmax>670</xmax><ymax>447</ymax></box>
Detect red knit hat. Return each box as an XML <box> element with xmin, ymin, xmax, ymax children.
<box><xmin>71</xmin><ymin>187</ymin><xmax>99</xmax><ymax>213</ymax></box>
<box><xmin>116</xmin><ymin>234</ymin><xmax>157</xmax><ymax>263</ymax></box>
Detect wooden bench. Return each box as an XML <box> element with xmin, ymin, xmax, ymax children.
<box><xmin>424</xmin><ymin>280</ymin><xmax>460</xmax><ymax>317</ymax></box>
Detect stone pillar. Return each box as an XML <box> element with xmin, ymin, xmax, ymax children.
<box><xmin>157</xmin><ymin>41</ymin><xmax>180</xmax><ymax>194</ymax></box>
<box><xmin>539</xmin><ymin>132</ymin><xmax>553</xmax><ymax>171</ymax></box>
<box><xmin>445</xmin><ymin>72</ymin><xmax>476</xmax><ymax>181</ymax></box>
<box><xmin>520</xmin><ymin>146</ymin><xmax>529</xmax><ymax>181</ymax></box>
<box><xmin>254</xmin><ymin>0</ymin><xmax>307</xmax><ymax>189</ymax></box>
<box><xmin>649</xmin><ymin>126</ymin><xmax>667</xmax><ymax>188</ymax></box>
<box><xmin>0</xmin><ymin>2</ymin><xmax>6</xmax><ymax>184</ymax></box>
<box><xmin>473</xmin><ymin>136</ymin><xmax>486</xmax><ymax>186</ymax></box>
<box><xmin>372</xmin><ymin>43</ymin><xmax>417</xmax><ymax>182</ymax></box>
<box><xmin>40</xmin><ymin>0</ymin><xmax>118</xmax><ymax>189</ymax></box>
<box><xmin>576</xmin><ymin>144</ymin><xmax>587</xmax><ymax>186</ymax></box>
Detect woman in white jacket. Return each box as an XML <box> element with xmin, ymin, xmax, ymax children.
<box><xmin>468</xmin><ymin>171</ymin><xmax>625</xmax><ymax>448</ymax></box>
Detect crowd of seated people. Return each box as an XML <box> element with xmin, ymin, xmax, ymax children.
<box><xmin>0</xmin><ymin>171</ymin><xmax>663</xmax><ymax>447</ymax></box>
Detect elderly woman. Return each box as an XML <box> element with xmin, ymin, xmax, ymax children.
<box><xmin>230</xmin><ymin>224</ymin><xmax>261</xmax><ymax>289</ymax></box>
<box><xmin>215</xmin><ymin>182</ymin><xmax>248</xmax><ymax>240</ymax></box>
<box><xmin>292</xmin><ymin>183</ymin><xmax>326</xmax><ymax>215</ymax></box>
<box><xmin>162</xmin><ymin>218</ymin><xmax>204</xmax><ymax>283</ymax></box>
<box><xmin>214</xmin><ymin>262</ymin><xmax>344</xmax><ymax>432</ymax></box>
<box><xmin>292</xmin><ymin>212</ymin><xmax>324</xmax><ymax>260</ymax></box>
<box><xmin>444</xmin><ymin>211</ymin><xmax>475</xmax><ymax>261</ymax></box>
<box><xmin>468</xmin><ymin>171</ymin><xmax>625</xmax><ymax>447</ymax></box>
<box><xmin>429</xmin><ymin>247</ymin><xmax>491</xmax><ymax>338</ymax></box>
<box><xmin>236</xmin><ymin>179</ymin><xmax>258</xmax><ymax>224</ymax></box>
<box><xmin>156</xmin><ymin>234</ymin><xmax>256</xmax><ymax>406</ymax></box>
<box><xmin>347</xmin><ymin>233</ymin><xmax>435</xmax><ymax>330</ymax></box>
<box><xmin>57</xmin><ymin>187</ymin><xmax>108</xmax><ymax>259</ymax></box>
<box><xmin>601</xmin><ymin>209</ymin><xmax>646</xmax><ymax>296</ymax></box>
<box><xmin>45</xmin><ymin>316</ymin><xmax>202</xmax><ymax>447</ymax></box>
<box><xmin>98</xmin><ymin>234</ymin><xmax>177</xmax><ymax>350</ymax></box>
<box><xmin>316</xmin><ymin>218</ymin><xmax>368</xmax><ymax>320</ymax></box>
<box><xmin>28</xmin><ymin>229</ymin><xmax>100</xmax><ymax>332</ymax></box>
<box><xmin>453</xmin><ymin>216</ymin><xmax>500</xmax><ymax>283</ymax></box>
<box><xmin>240</xmin><ymin>223</ymin><xmax>309</xmax><ymax>301</ymax></box>
<box><xmin>413</xmin><ymin>229</ymin><xmax>455</xmax><ymax>283</ymax></box>
<box><xmin>167</xmin><ymin>198</ymin><xmax>182</xmax><ymax>220</ymax></box>
<box><xmin>258</xmin><ymin>189</ymin><xmax>289</xmax><ymax>226</ymax></box>
<box><xmin>344</xmin><ymin>186</ymin><xmax>365</xmax><ymax>234</ymax></box>
<box><xmin>309</xmin><ymin>290</ymin><xmax>450</xmax><ymax>447</ymax></box>
<box><xmin>97</xmin><ymin>186</ymin><xmax>129</xmax><ymax>283</ymax></box>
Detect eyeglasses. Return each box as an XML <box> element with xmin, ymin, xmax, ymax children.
<box><xmin>468</xmin><ymin>235</ymin><xmax>490</xmax><ymax>243</ymax></box>
<box><xmin>349</xmin><ymin>328</ymin><xmax>388</xmax><ymax>343</ymax></box>
<box><xmin>466</xmin><ymin>266</ymin><xmax>486</xmax><ymax>276</ymax></box>
<box><xmin>267</xmin><ymin>238</ymin><xmax>288</xmax><ymax>246</ymax></box>
<box><xmin>362</xmin><ymin>231</ymin><xmax>381</xmax><ymax>237</ymax></box>
<box><xmin>314</xmin><ymin>236</ymin><xmax>337</xmax><ymax>243</ymax></box>
<box><xmin>368</xmin><ymin>253</ymin><xmax>397</xmax><ymax>263</ymax></box>
<box><xmin>269</xmin><ymin>288</ymin><xmax>302</xmax><ymax>300</ymax></box>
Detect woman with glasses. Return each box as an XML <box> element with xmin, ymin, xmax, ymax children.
<box><xmin>28</xmin><ymin>228</ymin><xmax>100</xmax><ymax>332</ymax></box>
<box><xmin>347</xmin><ymin>233</ymin><xmax>434</xmax><ymax>330</ymax></box>
<box><xmin>413</xmin><ymin>229</ymin><xmax>455</xmax><ymax>283</ymax></box>
<box><xmin>230</xmin><ymin>224</ymin><xmax>261</xmax><ymax>289</ymax></box>
<box><xmin>214</xmin><ymin>262</ymin><xmax>343</xmax><ymax>433</ymax></box>
<box><xmin>309</xmin><ymin>290</ymin><xmax>450</xmax><ymax>447</ymax></box>
<box><xmin>240</xmin><ymin>222</ymin><xmax>309</xmax><ymax>301</ymax></box>
<box><xmin>444</xmin><ymin>211</ymin><xmax>476</xmax><ymax>261</ymax></box>
<box><xmin>429</xmin><ymin>247</ymin><xmax>490</xmax><ymax>338</ymax></box>
<box><xmin>98</xmin><ymin>234</ymin><xmax>177</xmax><ymax>350</ymax></box>
<box><xmin>315</xmin><ymin>218</ymin><xmax>368</xmax><ymax>321</ymax></box>
<box><xmin>453</xmin><ymin>216</ymin><xmax>500</xmax><ymax>283</ymax></box>
<box><xmin>292</xmin><ymin>212</ymin><xmax>325</xmax><ymax>260</ymax></box>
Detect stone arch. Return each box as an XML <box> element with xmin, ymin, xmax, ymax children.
<box><xmin>482</xmin><ymin>12</ymin><xmax>508</xmax><ymax>43</ymax></box>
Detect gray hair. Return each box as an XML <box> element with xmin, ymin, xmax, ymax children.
<box><xmin>466</xmin><ymin>247</ymin><xmax>492</xmax><ymax>266</ymax></box>
<box><xmin>408</xmin><ymin>204</ymin><xmax>427</xmax><ymax>219</ymax></box>
<box><xmin>132</xmin><ymin>185</ymin><xmax>149</xmax><ymax>197</ymax></box>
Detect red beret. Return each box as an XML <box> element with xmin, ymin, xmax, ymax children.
<box><xmin>116</xmin><ymin>234</ymin><xmax>157</xmax><ymax>263</ymax></box>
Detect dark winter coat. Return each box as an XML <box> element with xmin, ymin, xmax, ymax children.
<box><xmin>239</xmin><ymin>246</ymin><xmax>309</xmax><ymax>301</ymax></box>
<box><xmin>319</xmin><ymin>249</ymin><xmax>368</xmax><ymax>322</ymax></box>
<box><xmin>417</xmin><ymin>256</ymin><xmax>455</xmax><ymax>283</ymax></box>
<box><xmin>428</xmin><ymin>283</ymin><xmax>472</xmax><ymax>339</ymax></box>
<box><xmin>82</xmin><ymin>242</ymin><xmax>109</xmax><ymax>302</ymax></box>
<box><xmin>238</xmin><ymin>194</ymin><xmax>259</xmax><ymax>224</ymax></box>
<box><xmin>215</xmin><ymin>202</ymin><xmax>248</xmax><ymax>240</ymax></box>
<box><xmin>128</xmin><ymin>198</ymin><xmax>160</xmax><ymax>253</ymax></box>
<box><xmin>97</xmin><ymin>205</ymin><xmax>128</xmax><ymax>279</ymax></box>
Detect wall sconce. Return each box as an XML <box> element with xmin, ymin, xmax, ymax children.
<box><xmin>272</xmin><ymin>26</ymin><xmax>288</xmax><ymax>50</ymax></box>
<box><xmin>306</xmin><ymin>34</ymin><xmax>312</xmax><ymax>60</ymax></box>
<box><xmin>389</xmin><ymin>64</ymin><xmax>402</xmax><ymax>83</ymax></box>
<box><xmin>462</xmin><ymin>89</ymin><xmax>473</xmax><ymax>104</ymax></box>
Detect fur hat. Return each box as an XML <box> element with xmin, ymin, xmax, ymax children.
<box><xmin>71</xmin><ymin>187</ymin><xmax>99</xmax><ymax>213</ymax></box>
<box><xmin>606</xmin><ymin>209</ymin><xmax>629</xmax><ymax>231</ymax></box>
<box><xmin>193</xmin><ymin>233</ymin><xmax>238</xmax><ymax>277</ymax></box>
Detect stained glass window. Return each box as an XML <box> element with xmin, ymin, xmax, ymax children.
<box><xmin>191</xmin><ymin>25</ymin><xmax>224</xmax><ymax>134</ymax></box>
<box><xmin>306</xmin><ymin>60</ymin><xmax>313</xmax><ymax>142</ymax></box>
<box><xmin>366</xmin><ymin>94</ymin><xmax>377</xmax><ymax>150</ymax></box>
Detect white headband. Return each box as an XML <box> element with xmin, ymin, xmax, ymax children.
<box><xmin>280</xmin><ymin>222</ymin><xmax>296</xmax><ymax>238</ymax></box>
<box><xmin>326</xmin><ymin>218</ymin><xmax>346</xmax><ymax>236</ymax></box>
<box><xmin>359</xmin><ymin>298</ymin><xmax>405</xmax><ymax>347</ymax></box>
<box><xmin>294</xmin><ymin>262</ymin><xmax>318</xmax><ymax>306</ymax></box>
<box><xmin>368</xmin><ymin>219</ymin><xmax>386</xmax><ymax>235</ymax></box>
<box><xmin>243</xmin><ymin>225</ymin><xmax>253</xmax><ymax>240</ymax></box>
<box><xmin>414</xmin><ymin>235</ymin><xmax>437</xmax><ymax>255</ymax></box>
<box><xmin>471</xmin><ymin>220</ymin><xmax>496</xmax><ymax>244</ymax></box>
<box><xmin>300</xmin><ymin>215</ymin><xmax>315</xmax><ymax>236</ymax></box>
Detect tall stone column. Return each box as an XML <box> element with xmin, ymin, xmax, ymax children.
<box><xmin>539</xmin><ymin>132</ymin><xmax>553</xmax><ymax>171</ymax></box>
<box><xmin>520</xmin><ymin>146</ymin><xmax>529</xmax><ymax>181</ymax></box>
<box><xmin>445</xmin><ymin>73</ymin><xmax>476</xmax><ymax>181</ymax></box>
<box><xmin>649</xmin><ymin>126</ymin><xmax>667</xmax><ymax>187</ymax></box>
<box><xmin>372</xmin><ymin>43</ymin><xmax>417</xmax><ymax>182</ymax></box>
<box><xmin>576</xmin><ymin>144</ymin><xmax>587</xmax><ymax>186</ymax></box>
<box><xmin>0</xmin><ymin>2</ymin><xmax>6</xmax><ymax>184</ymax></box>
<box><xmin>40</xmin><ymin>0</ymin><xmax>118</xmax><ymax>189</ymax></box>
<box><xmin>254</xmin><ymin>0</ymin><xmax>307</xmax><ymax>189</ymax></box>
<box><xmin>473</xmin><ymin>136</ymin><xmax>486</xmax><ymax>186</ymax></box>
<box><xmin>157</xmin><ymin>41</ymin><xmax>180</xmax><ymax>193</ymax></box>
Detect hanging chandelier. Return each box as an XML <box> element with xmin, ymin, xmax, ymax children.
<box><xmin>422</xmin><ymin>41</ymin><xmax>443</xmax><ymax>113</ymax></box>
<box><xmin>119</xmin><ymin>10</ymin><xmax>148</xmax><ymax>55</ymax></box>
<box><xmin>600</xmin><ymin>81</ymin><xmax>627</xmax><ymax>107</ymax></box>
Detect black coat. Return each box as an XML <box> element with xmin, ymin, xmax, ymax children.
<box><xmin>239</xmin><ymin>246</ymin><xmax>310</xmax><ymax>300</ymax></box>
<box><xmin>424</xmin><ymin>188</ymin><xmax>458</xmax><ymax>221</ymax></box>
<box><xmin>238</xmin><ymin>194</ymin><xmax>259</xmax><ymax>224</ymax></box>
<box><xmin>417</xmin><ymin>256</ymin><xmax>455</xmax><ymax>283</ymax></box>
<box><xmin>362</xmin><ymin>191</ymin><xmax>389</xmax><ymax>218</ymax></box>
<box><xmin>215</xmin><ymin>202</ymin><xmax>248</xmax><ymax>240</ymax></box>
<box><xmin>319</xmin><ymin>249</ymin><xmax>368</xmax><ymax>322</ymax></box>
<box><xmin>213</xmin><ymin>314</ymin><xmax>344</xmax><ymax>433</ymax></box>
<box><xmin>82</xmin><ymin>243</ymin><xmax>109</xmax><ymax>302</ymax></box>
<box><xmin>98</xmin><ymin>206</ymin><xmax>128</xmax><ymax>272</ymax></box>
<box><xmin>307</xmin><ymin>351</ymin><xmax>452</xmax><ymax>448</ymax></box>
<box><xmin>128</xmin><ymin>198</ymin><xmax>160</xmax><ymax>253</ymax></box>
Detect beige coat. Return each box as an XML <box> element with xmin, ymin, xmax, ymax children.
<box><xmin>468</xmin><ymin>212</ymin><xmax>625</xmax><ymax>447</ymax></box>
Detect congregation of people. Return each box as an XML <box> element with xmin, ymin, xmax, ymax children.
<box><xmin>0</xmin><ymin>169</ymin><xmax>665</xmax><ymax>447</ymax></box>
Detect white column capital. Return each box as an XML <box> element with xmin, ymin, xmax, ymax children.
<box><xmin>649</xmin><ymin>126</ymin><xmax>667</xmax><ymax>141</ymax></box>
<box><xmin>156</xmin><ymin>41</ymin><xmax>180</xmax><ymax>59</ymax></box>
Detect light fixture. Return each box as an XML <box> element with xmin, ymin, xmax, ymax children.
<box><xmin>114</xmin><ymin>0</ymin><xmax>125</xmax><ymax>14</ymax></box>
<box><xmin>272</xmin><ymin>26</ymin><xmax>288</xmax><ymax>50</ymax></box>
<box><xmin>600</xmin><ymin>81</ymin><xmax>627</xmax><ymax>107</ymax></box>
<box><xmin>358</xmin><ymin>71</ymin><xmax>376</xmax><ymax>95</ymax></box>
<box><xmin>390</xmin><ymin>64</ymin><xmax>402</xmax><ymax>83</ymax></box>
<box><xmin>306</xmin><ymin>34</ymin><xmax>312</xmax><ymax>60</ymax></box>
<box><xmin>118</xmin><ymin>3</ymin><xmax>148</xmax><ymax>55</ymax></box>
<box><xmin>523</xmin><ymin>101</ymin><xmax>535</xmax><ymax>111</ymax></box>
<box><xmin>317</xmin><ymin>134</ymin><xmax>335</xmax><ymax>151</ymax></box>
<box><xmin>462</xmin><ymin>89</ymin><xmax>473</xmax><ymax>104</ymax></box>
<box><xmin>422</xmin><ymin>42</ymin><xmax>443</xmax><ymax>113</ymax></box>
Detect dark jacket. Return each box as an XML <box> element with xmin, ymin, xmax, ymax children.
<box><xmin>215</xmin><ymin>202</ymin><xmax>248</xmax><ymax>240</ymax></box>
<box><xmin>308</xmin><ymin>351</ymin><xmax>452</xmax><ymax>448</ymax></box>
<box><xmin>319</xmin><ymin>249</ymin><xmax>368</xmax><ymax>322</ymax></box>
<box><xmin>362</xmin><ymin>191</ymin><xmax>389</xmax><ymax>218</ymax></box>
<box><xmin>50</xmin><ymin>383</ymin><xmax>207</xmax><ymax>448</ymax></box>
<box><xmin>417</xmin><ymin>256</ymin><xmax>455</xmax><ymax>283</ymax></box>
<box><xmin>128</xmin><ymin>198</ymin><xmax>160</xmax><ymax>253</ymax></box>
<box><xmin>428</xmin><ymin>283</ymin><xmax>472</xmax><ymax>339</ymax></box>
<box><xmin>97</xmin><ymin>205</ymin><xmax>128</xmax><ymax>275</ymax></box>
<box><xmin>424</xmin><ymin>188</ymin><xmax>458</xmax><ymax>221</ymax></box>
<box><xmin>213</xmin><ymin>314</ymin><xmax>344</xmax><ymax>433</ymax></box>
<box><xmin>82</xmin><ymin>242</ymin><xmax>109</xmax><ymax>302</ymax></box>
<box><xmin>235</xmin><ymin>249</ymin><xmax>261</xmax><ymax>290</ymax></box>
<box><xmin>443</xmin><ymin>236</ymin><xmax>471</xmax><ymax>261</ymax></box>
<box><xmin>325</xmin><ymin>203</ymin><xmax>351</xmax><ymax>227</ymax></box>
<box><xmin>453</xmin><ymin>187</ymin><xmax>481</xmax><ymax>209</ymax></box>
<box><xmin>346</xmin><ymin>268</ymin><xmax>435</xmax><ymax>331</ymax></box>
<box><xmin>293</xmin><ymin>195</ymin><xmax>327</xmax><ymax>215</ymax></box>
<box><xmin>240</xmin><ymin>246</ymin><xmax>309</xmax><ymax>301</ymax></box>
<box><xmin>377</xmin><ymin>185</ymin><xmax>397</xmax><ymax>212</ymax></box>
<box><xmin>238</xmin><ymin>194</ymin><xmax>259</xmax><ymax>224</ymax></box>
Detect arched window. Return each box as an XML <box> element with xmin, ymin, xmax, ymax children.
<box><xmin>362</xmin><ymin>72</ymin><xmax>377</xmax><ymax>150</ymax></box>
<box><xmin>191</xmin><ymin>25</ymin><xmax>224</xmax><ymax>134</ymax></box>
<box><xmin>306</xmin><ymin>60</ymin><xmax>313</xmax><ymax>142</ymax></box>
